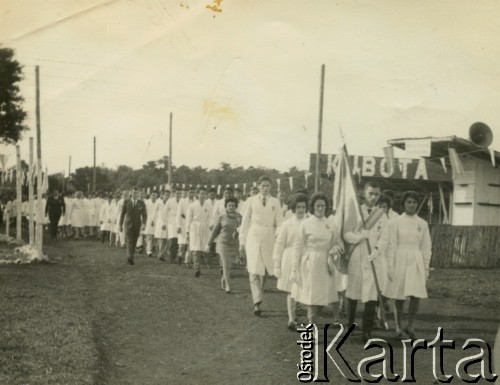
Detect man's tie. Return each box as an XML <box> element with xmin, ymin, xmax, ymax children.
<box><xmin>263</xmin><ymin>196</ymin><xmax>266</xmax><ymax>207</ymax></box>
<box><xmin>367</xmin><ymin>208</ymin><xmax>372</xmax><ymax>215</ymax></box>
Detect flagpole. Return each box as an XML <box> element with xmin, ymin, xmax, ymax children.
<box><xmin>315</xmin><ymin>64</ymin><xmax>325</xmax><ymax>192</ymax></box>
<box><xmin>29</xmin><ymin>138</ymin><xmax>35</xmax><ymax>245</ymax></box>
<box><xmin>341</xmin><ymin>142</ymin><xmax>388</xmax><ymax>329</ymax></box>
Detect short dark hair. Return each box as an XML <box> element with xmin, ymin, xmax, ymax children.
<box><xmin>364</xmin><ymin>181</ymin><xmax>381</xmax><ymax>190</ymax></box>
<box><xmin>289</xmin><ymin>193</ymin><xmax>308</xmax><ymax>213</ymax></box>
<box><xmin>402</xmin><ymin>191</ymin><xmax>419</xmax><ymax>206</ymax></box>
<box><xmin>377</xmin><ymin>193</ymin><xmax>392</xmax><ymax>210</ymax></box>
<box><xmin>309</xmin><ymin>192</ymin><xmax>329</xmax><ymax>215</ymax></box>
<box><xmin>209</xmin><ymin>188</ymin><xmax>217</xmax><ymax>194</ymax></box>
<box><xmin>258</xmin><ymin>175</ymin><xmax>272</xmax><ymax>185</ymax></box>
<box><xmin>198</xmin><ymin>187</ymin><xmax>207</xmax><ymax>193</ymax></box>
<box><xmin>224</xmin><ymin>197</ymin><xmax>238</xmax><ymax>208</ymax></box>
<box><xmin>234</xmin><ymin>187</ymin><xmax>242</xmax><ymax>193</ymax></box>
<box><xmin>224</xmin><ymin>186</ymin><xmax>234</xmax><ymax>193</ymax></box>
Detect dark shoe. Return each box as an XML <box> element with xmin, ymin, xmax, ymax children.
<box><xmin>194</xmin><ymin>269</ymin><xmax>201</xmax><ymax>277</ymax></box>
<box><xmin>127</xmin><ymin>258</ymin><xmax>134</xmax><ymax>265</ymax></box>
<box><xmin>148</xmin><ymin>253</ymin><xmax>153</xmax><ymax>258</ymax></box>
<box><xmin>253</xmin><ymin>303</ymin><xmax>261</xmax><ymax>317</ymax></box>
<box><xmin>287</xmin><ymin>321</ymin><xmax>297</xmax><ymax>331</ymax></box>
<box><xmin>176</xmin><ymin>257</ymin><xmax>182</xmax><ymax>265</ymax></box>
<box><xmin>158</xmin><ymin>257</ymin><xmax>165</xmax><ymax>262</ymax></box>
<box><xmin>395</xmin><ymin>330</ymin><xmax>404</xmax><ymax>340</ymax></box>
<box><xmin>225</xmin><ymin>289</ymin><xmax>231</xmax><ymax>294</ymax></box>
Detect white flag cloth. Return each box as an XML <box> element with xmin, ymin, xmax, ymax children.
<box><xmin>276</xmin><ymin>179</ymin><xmax>281</xmax><ymax>190</ymax></box>
<box><xmin>217</xmin><ymin>185</ymin><xmax>221</xmax><ymax>195</ymax></box>
<box><xmin>289</xmin><ymin>176</ymin><xmax>293</xmax><ymax>192</ymax></box>
<box><xmin>489</xmin><ymin>148</ymin><xmax>496</xmax><ymax>168</ymax></box>
<box><xmin>243</xmin><ymin>183</ymin><xmax>247</xmax><ymax>195</ymax></box>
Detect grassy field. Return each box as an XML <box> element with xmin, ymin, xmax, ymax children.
<box><xmin>0</xmin><ymin>235</ymin><xmax>498</xmax><ymax>384</ymax></box>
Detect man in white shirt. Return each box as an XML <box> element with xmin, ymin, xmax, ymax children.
<box><xmin>239</xmin><ymin>176</ymin><xmax>283</xmax><ymax>316</ymax></box>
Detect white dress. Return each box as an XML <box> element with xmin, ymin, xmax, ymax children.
<box><xmin>273</xmin><ymin>215</ymin><xmax>305</xmax><ymax>292</ymax></box>
<box><xmin>291</xmin><ymin>216</ymin><xmax>340</xmax><ymax>306</ymax></box>
<box><xmin>186</xmin><ymin>200</ymin><xmax>212</xmax><ymax>252</ymax></box>
<box><xmin>114</xmin><ymin>199</ymin><xmax>124</xmax><ymax>233</ymax></box>
<box><xmin>71</xmin><ymin>198</ymin><xmax>85</xmax><ymax>228</ymax></box>
<box><xmin>65</xmin><ymin>197</ymin><xmax>74</xmax><ymax>226</ymax></box>
<box><xmin>384</xmin><ymin>213</ymin><xmax>432</xmax><ymax>300</ymax></box>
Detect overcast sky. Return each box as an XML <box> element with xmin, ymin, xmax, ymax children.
<box><xmin>1</xmin><ymin>0</ymin><xmax>499</xmax><ymax>173</ymax></box>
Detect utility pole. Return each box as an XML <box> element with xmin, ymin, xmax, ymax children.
<box><xmin>35</xmin><ymin>65</ymin><xmax>44</xmax><ymax>258</ymax></box>
<box><xmin>93</xmin><ymin>136</ymin><xmax>96</xmax><ymax>192</ymax></box>
<box><xmin>315</xmin><ymin>64</ymin><xmax>325</xmax><ymax>192</ymax></box>
<box><xmin>169</xmin><ymin>112</ymin><xmax>173</xmax><ymax>186</ymax></box>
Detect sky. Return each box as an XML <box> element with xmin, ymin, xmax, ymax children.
<box><xmin>1</xmin><ymin>0</ymin><xmax>500</xmax><ymax>174</ymax></box>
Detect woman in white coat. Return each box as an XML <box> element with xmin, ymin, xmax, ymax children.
<box><xmin>290</xmin><ymin>193</ymin><xmax>343</xmax><ymax>325</ymax></box>
<box><xmin>273</xmin><ymin>193</ymin><xmax>308</xmax><ymax>330</ymax></box>
<box><xmin>71</xmin><ymin>191</ymin><xmax>85</xmax><ymax>239</ymax></box>
<box><xmin>154</xmin><ymin>191</ymin><xmax>170</xmax><ymax>260</ymax></box>
<box><xmin>144</xmin><ymin>192</ymin><xmax>161</xmax><ymax>258</ymax></box>
<box><xmin>384</xmin><ymin>191</ymin><xmax>432</xmax><ymax>339</ymax></box>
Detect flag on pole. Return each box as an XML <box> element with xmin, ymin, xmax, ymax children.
<box><xmin>289</xmin><ymin>176</ymin><xmax>293</xmax><ymax>192</ymax></box>
<box><xmin>439</xmin><ymin>157</ymin><xmax>447</xmax><ymax>173</ymax></box>
<box><xmin>243</xmin><ymin>183</ymin><xmax>247</xmax><ymax>195</ymax></box>
<box><xmin>448</xmin><ymin>148</ymin><xmax>464</xmax><ymax>179</ymax></box>
<box><xmin>304</xmin><ymin>172</ymin><xmax>309</xmax><ymax>188</ymax></box>
<box><xmin>489</xmin><ymin>148</ymin><xmax>496</xmax><ymax>168</ymax></box>
<box><xmin>147</xmin><ymin>187</ymin><xmax>151</xmax><ymax>194</ymax></box>
<box><xmin>253</xmin><ymin>181</ymin><xmax>257</xmax><ymax>187</ymax></box>
<box><xmin>276</xmin><ymin>178</ymin><xmax>281</xmax><ymax>191</ymax></box>
<box><xmin>427</xmin><ymin>193</ymin><xmax>433</xmax><ymax>222</ymax></box>
<box><xmin>217</xmin><ymin>185</ymin><xmax>222</xmax><ymax>195</ymax></box>
<box><xmin>383</xmin><ymin>146</ymin><xmax>395</xmax><ymax>175</ymax></box>
<box><xmin>332</xmin><ymin>146</ymin><xmax>363</xmax><ymax>272</ymax></box>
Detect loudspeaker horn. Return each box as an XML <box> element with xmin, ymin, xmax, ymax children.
<box><xmin>469</xmin><ymin>122</ymin><xmax>493</xmax><ymax>148</ymax></box>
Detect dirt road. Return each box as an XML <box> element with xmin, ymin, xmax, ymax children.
<box><xmin>1</xmin><ymin>239</ymin><xmax>498</xmax><ymax>384</ymax></box>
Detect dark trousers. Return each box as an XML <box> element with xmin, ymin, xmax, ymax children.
<box><xmin>126</xmin><ymin>227</ymin><xmax>141</xmax><ymax>259</ymax></box>
<box><xmin>347</xmin><ymin>299</ymin><xmax>377</xmax><ymax>335</ymax></box>
<box><xmin>168</xmin><ymin>237</ymin><xmax>179</xmax><ymax>261</ymax></box>
<box><xmin>49</xmin><ymin>214</ymin><xmax>61</xmax><ymax>239</ymax></box>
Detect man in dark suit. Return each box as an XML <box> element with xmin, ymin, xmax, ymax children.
<box><xmin>45</xmin><ymin>190</ymin><xmax>66</xmax><ymax>239</ymax></box>
<box><xmin>119</xmin><ymin>188</ymin><xmax>147</xmax><ymax>265</ymax></box>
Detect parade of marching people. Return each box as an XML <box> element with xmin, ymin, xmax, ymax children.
<box><xmin>1</xmin><ymin>169</ymin><xmax>434</xmax><ymax>345</ymax></box>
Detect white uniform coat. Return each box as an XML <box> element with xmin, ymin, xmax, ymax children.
<box><xmin>291</xmin><ymin>216</ymin><xmax>340</xmax><ymax>306</ymax></box>
<box><xmin>176</xmin><ymin>198</ymin><xmax>194</xmax><ymax>244</ymax></box>
<box><xmin>154</xmin><ymin>200</ymin><xmax>168</xmax><ymax>239</ymax></box>
<box><xmin>239</xmin><ymin>194</ymin><xmax>283</xmax><ymax>276</ymax></box>
<box><xmin>384</xmin><ymin>213</ymin><xmax>432</xmax><ymax>300</ymax></box>
<box><xmin>186</xmin><ymin>200</ymin><xmax>212</xmax><ymax>251</ymax></box>
<box><xmin>99</xmin><ymin>201</ymin><xmax>112</xmax><ymax>231</ymax></box>
<box><xmin>145</xmin><ymin>199</ymin><xmax>161</xmax><ymax>236</ymax></box>
<box><xmin>272</xmin><ymin>215</ymin><xmax>305</xmax><ymax>292</ymax></box>
<box><xmin>165</xmin><ymin>197</ymin><xmax>180</xmax><ymax>239</ymax></box>
<box><xmin>344</xmin><ymin>204</ymin><xmax>389</xmax><ymax>303</ymax></box>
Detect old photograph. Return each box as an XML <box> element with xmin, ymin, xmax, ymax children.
<box><xmin>0</xmin><ymin>1</ymin><xmax>499</xmax><ymax>384</ymax></box>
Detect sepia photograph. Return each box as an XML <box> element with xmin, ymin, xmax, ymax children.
<box><xmin>0</xmin><ymin>1</ymin><xmax>499</xmax><ymax>384</ymax></box>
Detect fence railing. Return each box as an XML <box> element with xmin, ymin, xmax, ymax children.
<box><xmin>429</xmin><ymin>225</ymin><xmax>500</xmax><ymax>268</ymax></box>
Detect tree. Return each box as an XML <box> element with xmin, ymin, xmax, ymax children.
<box><xmin>0</xmin><ymin>48</ymin><xmax>28</xmax><ymax>144</ymax></box>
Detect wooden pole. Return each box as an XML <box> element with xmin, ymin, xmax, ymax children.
<box><xmin>169</xmin><ymin>112</ymin><xmax>173</xmax><ymax>186</ymax></box>
<box><xmin>35</xmin><ymin>65</ymin><xmax>44</xmax><ymax>257</ymax></box>
<box><xmin>93</xmin><ymin>136</ymin><xmax>96</xmax><ymax>192</ymax></box>
<box><xmin>15</xmin><ymin>145</ymin><xmax>22</xmax><ymax>240</ymax></box>
<box><xmin>29</xmin><ymin>138</ymin><xmax>34</xmax><ymax>245</ymax></box>
<box><xmin>68</xmin><ymin>155</ymin><xmax>71</xmax><ymax>176</ymax></box>
<box><xmin>315</xmin><ymin>64</ymin><xmax>325</xmax><ymax>192</ymax></box>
